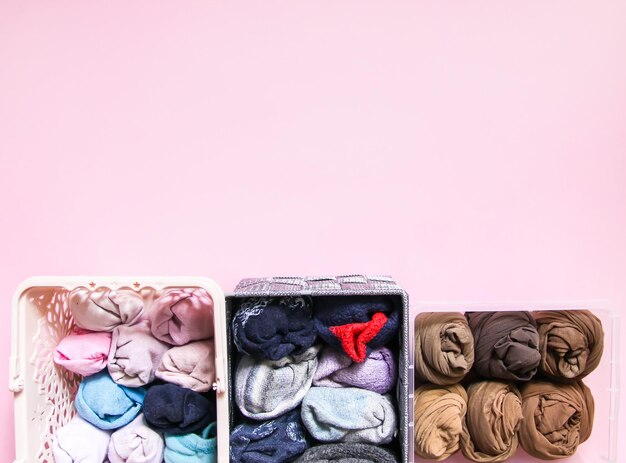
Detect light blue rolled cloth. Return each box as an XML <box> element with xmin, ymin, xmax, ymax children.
<box><xmin>164</xmin><ymin>422</ymin><xmax>217</xmax><ymax>463</ymax></box>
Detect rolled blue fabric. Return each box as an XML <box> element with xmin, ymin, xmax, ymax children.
<box><xmin>164</xmin><ymin>422</ymin><xmax>217</xmax><ymax>463</ymax></box>
<box><xmin>75</xmin><ymin>370</ymin><xmax>146</xmax><ymax>430</ymax></box>
<box><xmin>230</xmin><ymin>409</ymin><xmax>309</xmax><ymax>463</ymax></box>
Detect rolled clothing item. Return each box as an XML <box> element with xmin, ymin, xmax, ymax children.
<box><xmin>466</xmin><ymin>311</ymin><xmax>541</xmax><ymax>381</ymax></box>
<box><xmin>164</xmin><ymin>422</ymin><xmax>217</xmax><ymax>463</ymax></box>
<box><xmin>75</xmin><ymin>371</ymin><xmax>146</xmax><ymax>430</ymax></box>
<box><xmin>301</xmin><ymin>386</ymin><xmax>397</xmax><ymax>445</ymax></box>
<box><xmin>232</xmin><ymin>296</ymin><xmax>317</xmax><ymax>361</ymax></box>
<box><xmin>413</xmin><ymin>383</ymin><xmax>467</xmax><ymax>461</ymax></box>
<box><xmin>519</xmin><ymin>380</ymin><xmax>594</xmax><ymax>460</ymax></box>
<box><xmin>313</xmin><ymin>346</ymin><xmax>397</xmax><ymax>394</ymax></box>
<box><xmin>52</xmin><ymin>415</ymin><xmax>111</xmax><ymax>463</ymax></box>
<box><xmin>295</xmin><ymin>443</ymin><xmax>398</xmax><ymax>463</ymax></box>
<box><xmin>414</xmin><ymin>312</ymin><xmax>474</xmax><ymax>385</ymax></box>
<box><xmin>156</xmin><ymin>340</ymin><xmax>216</xmax><ymax>392</ymax></box>
<box><xmin>230</xmin><ymin>409</ymin><xmax>309</xmax><ymax>463</ymax></box>
<box><xmin>54</xmin><ymin>328</ymin><xmax>112</xmax><ymax>376</ymax></box>
<box><xmin>143</xmin><ymin>383</ymin><xmax>216</xmax><ymax>435</ymax></box>
<box><xmin>149</xmin><ymin>287</ymin><xmax>214</xmax><ymax>345</ymax></box>
<box><xmin>236</xmin><ymin>345</ymin><xmax>320</xmax><ymax>420</ymax></box>
<box><xmin>70</xmin><ymin>287</ymin><xmax>144</xmax><ymax>332</ymax></box>
<box><xmin>108</xmin><ymin>414</ymin><xmax>164</xmax><ymax>463</ymax></box>
<box><xmin>108</xmin><ymin>320</ymin><xmax>170</xmax><ymax>387</ymax></box>
<box><xmin>460</xmin><ymin>381</ymin><xmax>522</xmax><ymax>463</ymax></box>
<box><xmin>534</xmin><ymin>310</ymin><xmax>604</xmax><ymax>381</ymax></box>
<box><xmin>314</xmin><ymin>296</ymin><xmax>399</xmax><ymax>363</ymax></box>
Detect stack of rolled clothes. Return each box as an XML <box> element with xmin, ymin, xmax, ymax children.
<box><xmin>230</xmin><ymin>295</ymin><xmax>401</xmax><ymax>463</ymax></box>
<box><xmin>53</xmin><ymin>286</ymin><xmax>218</xmax><ymax>463</ymax></box>
<box><xmin>413</xmin><ymin>309</ymin><xmax>603</xmax><ymax>462</ymax></box>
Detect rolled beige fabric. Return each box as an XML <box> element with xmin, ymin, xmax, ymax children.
<box><xmin>70</xmin><ymin>287</ymin><xmax>144</xmax><ymax>332</ymax></box>
<box><xmin>414</xmin><ymin>383</ymin><xmax>467</xmax><ymax>461</ymax></box>
<box><xmin>155</xmin><ymin>340</ymin><xmax>216</xmax><ymax>392</ymax></box>
<box><xmin>414</xmin><ymin>312</ymin><xmax>474</xmax><ymax>385</ymax></box>
<box><xmin>519</xmin><ymin>380</ymin><xmax>594</xmax><ymax>460</ymax></box>
<box><xmin>534</xmin><ymin>310</ymin><xmax>604</xmax><ymax>381</ymax></box>
<box><xmin>460</xmin><ymin>381</ymin><xmax>522</xmax><ymax>463</ymax></box>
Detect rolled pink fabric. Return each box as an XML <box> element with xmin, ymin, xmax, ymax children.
<box><xmin>313</xmin><ymin>346</ymin><xmax>397</xmax><ymax>394</ymax></box>
<box><xmin>54</xmin><ymin>328</ymin><xmax>112</xmax><ymax>376</ymax></box>
<box><xmin>149</xmin><ymin>287</ymin><xmax>214</xmax><ymax>345</ymax></box>
<box><xmin>70</xmin><ymin>287</ymin><xmax>145</xmax><ymax>332</ymax></box>
<box><xmin>108</xmin><ymin>414</ymin><xmax>164</xmax><ymax>463</ymax></box>
<box><xmin>52</xmin><ymin>415</ymin><xmax>111</xmax><ymax>463</ymax></box>
<box><xmin>108</xmin><ymin>321</ymin><xmax>170</xmax><ymax>387</ymax></box>
<box><xmin>155</xmin><ymin>340</ymin><xmax>216</xmax><ymax>392</ymax></box>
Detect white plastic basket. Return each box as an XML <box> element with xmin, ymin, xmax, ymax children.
<box><xmin>409</xmin><ymin>301</ymin><xmax>620</xmax><ymax>463</ymax></box>
<box><xmin>9</xmin><ymin>276</ymin><xmax>230</xmax><ymax>463</ymax></box>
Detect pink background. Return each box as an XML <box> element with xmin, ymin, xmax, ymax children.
<box><xmin>1</xmin><ymin>1</ymin><xmax>625</xmax><ymax>461</ymax></box>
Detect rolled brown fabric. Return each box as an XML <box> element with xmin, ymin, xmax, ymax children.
<box><xmin>414</xmin><ymin>383</ymin><xmax>467</xmax><ymax>461</ymax></box>
<box><xmin>460</xmin><ymin>381</ymin><xmax>522</xmax><ymax>463</ymax></box>
<box><xmin>534</xmin><ymin>310</ymin><xmax>604</xmax><ymax>382</ymax></box>
<box><xmin>467</xmin><ymin>311</ymin><xmax>541</xmax><ymax>381</ymax></box>
<box><xmin>519</xmin><ymin>380</ymin><xmax>594</xmax><ymax>460</ymax></box>
<box><xmin>414</xmin><ymin>312</ymin><xmax>474</xmax><ymax>385</ymax></box>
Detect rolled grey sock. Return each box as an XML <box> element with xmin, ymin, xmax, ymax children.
<box><xmin>301</xmin><ymin>387</ymin><xmax>397</xmax><ymax>445</ymax></box>
<box><xmin>235</xmin><ymin>345</ymin><xmax>320</xmax><ymax>420</ymax></box>
<box><xmin>295</xmin><ymin>443</ymin><xmax>398</xmax><ymax>463</ymax></box>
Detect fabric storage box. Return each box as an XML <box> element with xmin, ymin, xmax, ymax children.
<box><xmin>410</xmin><ymin>301</ymin><xmax>619</xmax><ymax>463</ymax></box>
<box><xmin>225</xmin><ymin>274</ymin><xmax>410</xmax><ymax>463</ymax></box>
<box><xmin>10</xmin><ymin>276</ymin><xmax>230</xmax><ymax>463</ymax></box>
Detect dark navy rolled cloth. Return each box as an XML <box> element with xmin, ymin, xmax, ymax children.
<box><xmin>314</xmin><ymin>296</ymin><xmax>400</xmax><ymax>363</ymax></box>
<box><xmin>143</xmin><ymin>384</ymin><xmax>216</xmax><ymax>435</ymax></box>
<box><xmin>232</xmin><ymin>297</ymin><xmax>317</xmax><ymax>361</ymax></box>
<box><xmin>230</xmin><ymin>409</ymin><xmax>309</xmax><ymax>463</ymax></box>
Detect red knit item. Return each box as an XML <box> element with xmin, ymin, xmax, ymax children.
<box><xmin>328</xmin><ymin>312</ymin><xmax>389</xmax><ymax>363</ymax></box>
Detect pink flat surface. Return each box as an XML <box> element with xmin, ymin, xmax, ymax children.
<box><xmin>1</xmin><ymin>2</ymin><xmax>625</xmax><ymax>461</ymax></box>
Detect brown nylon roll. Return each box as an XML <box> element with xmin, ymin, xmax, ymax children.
<box><xmin>534</xmin><ymin>310</ymin><xmax>604</xmax><ymax>382</ymax></box>
<box><xmin>519</xmin><ymin>380</ymin><xmax>594</xmax><ymax>460</ymax></box>
<box><xmin>460</xmin><ymin>381</ymin><xmax>522</xmax><ymax>463</ymax></box>
<box><xmin>466</xmin><ymin>311</ymin><xmax>541</xmax><ymax>381</ymax></box>
<box><xmin>413</xmin><ymin>383</ymin><xmax>467</xmax><ymax>461</ymax></box>
<box><xmin>414</xmin><ymin>312</ymin><xmax>474</xmax><ymax>385</ymax></box>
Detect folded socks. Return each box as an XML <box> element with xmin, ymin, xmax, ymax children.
<box><xmin>108</xmin><ymin>320</ymin><xmax>170</xmax><ymax>387</ymax></box>
<box><xmin>232</xmin><ymin>296</ymin><xmax>317</xmax><ymax>361</ymax></box>
<box><xmin>414</xmin><ymin>312</ymin><xmax>474</xmax><ymax>385</ymax></box>
<box><xmin>314</xmin><ymin>296</ymin><xmax>399</xmax><ymax>363</ymax></box>
<box><xmin>519</xmin><ymin>380</ymin><xmax>594</xmax><ymax>460</ymax></box>
<box><xmin>466</xmin><ymin>311</ymin><xmax>541</xmax><ymax>381</ymax></box>
<box><xmin>143</xmin><ymin>383</ymin><xmax>216</xmax><ymax>435</ymax></box>
<box><xmin>301</xmin><ymin>387</ymin><xmax>397</xmax><ymax>445</ymax></box>
<box><xmin>54</xmin><ymin>328</ymin><xmax>111</xmax><ymax>376</ymax></box>
<box><xmin>156</xmin><ymin>340</ymin><xmax>216</xmax><ymax>392</ymax></box>
<box><xmin>235</xmin><ymin>345</ymin><xmax>320</xmax><ymax>420</ymax></box>
<box><xmin>413</xmin><ymin>383</ymin><xmax>467</xmax><ymax>461</ymax></box>
<box><xmin>534</xmin><ymin>310</ymin><xmax>604</xmax><ymax>381</ymax></box>
<box><xmin>52</xmin><ymin>415</ymin><xmax>111</xmax><ymax>463</ymax></box>
<box><xmin>230</xmin><ymin>409</ymin><xmax>309</xmax><ymax>463</ymax></box>
<box><xmin>108</xmin><ymin>414</ymin><xmax>164</xmax><ymax>463</ymax></box>
<box><xmin>313</xmin><ymin>346</ymin><xmax>397</xmax><ymax>394</ymax></box>
<box><xmin>295</xmin><ymin>443</ymin><xmax>398</xmax><ymax>463</ymax></box>
<box><xmin>149</xmin><ymin>287</ymin><xmax>214</xmax><ymax>345</ymax></box>
<box><xmin>70</xmin><ymin>287</ymin><xmax>144</xmax><ymax>332</ymax></box>
<box><xmin>75</xmin><ymin>371</ymin><xmax>146</xmax><ymax>430</ymax></box>
<box><xmin>164</xmin><ymin>422</ymin><xmax>217</xmax><ymax>463</ymax></box>
<box><xmin>460</xmin><ymin>381</ymin><xmax>522</xmax><ymax>463</ymax></box>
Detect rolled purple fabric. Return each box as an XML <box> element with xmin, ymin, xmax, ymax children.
<box><xmin>70</xmin><ymin>287</ymin><xmax>144</xmax><ymax>332</ymax></box>
<box><xmin>313</xmin><ymin>346</ymin><xmax>397</xmax><ymax>394</ymax></box>
<box><xmin>54</xmin><ymin>328</ymin><xmax>112</xmax><ymax>376</ymax></box>
<box><xmin>149</xmin><ymin>288</ymin><xmax>214</xmax><ymax>345</ymax></box>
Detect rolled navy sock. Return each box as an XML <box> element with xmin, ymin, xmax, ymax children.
<box><xmin>143</xmin><ymin>383</ymin><xmax>216</xmax><ymax>435</ymax></box>
<box><xmin>52</xmin><ymin>415</ymin><xmax>111</xmax><ymax>463</ymax></box>
<box><xmin>54</xmin><ymin>328</ymin><xmax>112</xmax><ymax>377</ymax></box>
<box><xmin>155</xmin><ymin>340</ymin><xmax>216</xmax><ymax>392</ymax></box>
<box><xmin>314</xmin><ymin>296</ymin><xmax>399</xmax><ymax>363</ymax></box>
<box><xmin>164</xmin><ymin>422</ymin><xmax>217</xmax><ymax>463</ymax></box>
<box><xmin>235</xmin><ymin>345</ymin><xmax>320</xmax><ymax>420</ymax></box>
<box><xmin>70</xmin><ymin>287</ymin><xmax>144</xmax><ymax>332</ymax></box>
<box><xmin>301</xmin><ymin>386</ymin><xmax>397</xmax><ymax>445</ymax></box>
<box><xmin>295</xmin><ymin>443</ymin><xmax>399</xmax><ymax>463</ymax></box>
<box><xmin>75</xmin><ymin>371</ymin><xmax>146</xmax><ymax>430</ymax></box>
<box><xmin>230</xmin><ymin>409</ymin><xmax>309</xmax><ymax>463</ymax></box>
<box><xmin>108</xmin><ymin>414</ymin><xmax>164</xmax><ymax>463</ymax></box>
